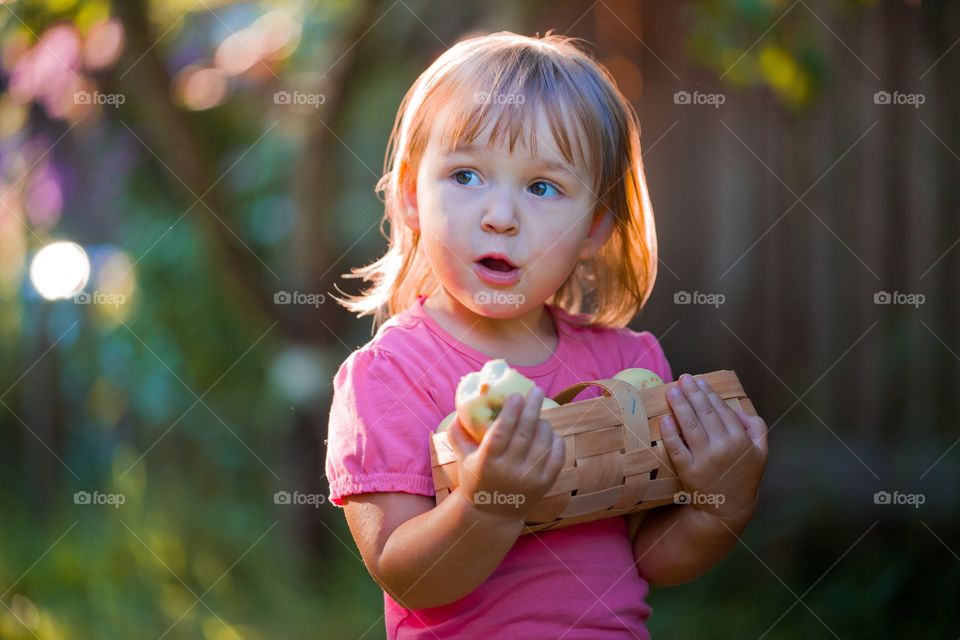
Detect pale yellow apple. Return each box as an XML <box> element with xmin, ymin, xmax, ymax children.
<box><xmin>453</xmin><ymin>359</ymin><xmax>543</xmax><ymax>440</ymax></box>
<box><xmin>613</xmin><ymin>367</ymin><xmax>663</xmax><ymax>390</ymax></box>
<box><xmin>437</xmin><ymin>394</ymin><xmax>560</xmax><ymax>433</ymax></box>
<box><xmin>437</xmin><ymin>411</ymin><xmax>457</xmax><ymax>433</ymax></box>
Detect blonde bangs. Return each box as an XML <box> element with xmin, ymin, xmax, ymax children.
<box><xmin>398</xmin><ymin>44</ymin><xmax>601</xmax><ymax>195</ymax></box>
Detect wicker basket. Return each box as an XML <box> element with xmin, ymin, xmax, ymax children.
<box><xmin>429</xmin><ymin>370</ymin><xmax>756</xmax><ymax>535</ymax></box>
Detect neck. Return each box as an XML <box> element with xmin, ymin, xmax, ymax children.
<box><xmin>424</xmin><ymin>289</ymin><xmax>557</xmax><ymax>364</ymax></box>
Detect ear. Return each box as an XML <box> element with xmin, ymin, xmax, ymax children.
<box><xmin>578</xmin><ymin>207</ymin><xmax>615</xmax><ymax>260</ymax></box>
<box><xmin>398</xmin><ymin>159</ymin><xmax>421</xmax><ymax>233</ymax></box>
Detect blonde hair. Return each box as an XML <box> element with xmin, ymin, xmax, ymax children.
<box><xmin>332</xmin><ymin>30</ymin><xmax>658</xmax><ymax>330</ymax></box>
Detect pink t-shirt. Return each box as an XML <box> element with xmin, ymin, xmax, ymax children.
<box><xmin>325</xmin><ymin>295</ymin><xmax>674</xmax><ymax>639</ymax></box>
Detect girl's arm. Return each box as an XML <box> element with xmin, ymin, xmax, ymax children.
<box><xmin>342</xmin><ymin>390</ymin><xmax>565</xmax><ymax>609</ymax></box>
<box><xmin>343</xmin><ymin>486</ymin><xmax>524</xmax><ymax>610</ymax></box>
<box><xmin>631</xmin><ymin>499</ymin><xmax>757</xmax><ymax>587</ymax></box>
<box><xmin>633</xmin><ymin>374</ymin><xmax>768</xmax><ymax>586</ymax></box>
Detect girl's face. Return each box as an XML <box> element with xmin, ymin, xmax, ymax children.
<box><xmin>403</xmin><ymin>108</ymin><xmax>613</xmax><ymax>319</ymax></box>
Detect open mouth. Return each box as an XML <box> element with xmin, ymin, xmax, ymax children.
<box><xmin>476</xmin><ymin>254</ymin><xmax>518</xmax><ymax>272</ymax></box>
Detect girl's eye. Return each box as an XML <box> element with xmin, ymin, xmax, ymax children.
<box><xmin>529</xmin><ymin>180</ymin><xmax>560</xmax><ymax>198</ymax></box>
<box><xmin>452</xmin><ymin>169</ymin><xmax>481</xmax><ymax>186</ymax></box>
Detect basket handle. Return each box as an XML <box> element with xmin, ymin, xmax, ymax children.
<box><xmin>551</xmin><ymin>378</ymin><xmax>652</xmax><ymax>449</ymax></box>
<box><xmin>552</xmin><ymin>378</ymin><xmax>628</xmax><ymax>404</ymax></box>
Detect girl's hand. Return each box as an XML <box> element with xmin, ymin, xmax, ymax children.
<box><xmin>660</xmin><ymin>374</ymin><xmax>768</xmax><ymax>523</ymax></box>
<box><xmin>447</xmin><ymin>387</ymin><xmax>566</xmax><ymax>523</ymax></box>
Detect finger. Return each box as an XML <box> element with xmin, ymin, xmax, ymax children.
<box><xmin>447</xmin><ymin>416</ymin><xmax>479</xmax><ymax>460</ymax></box>
<box><xmin>447</xmin><ymin>417</ymin><xmax>483</xmax><ymax>488</ymax></box>
<box><xmin>737</xmin><ymin>407</ymin><xmax>769</xmax><ymax>458</ymax></box>
<box><xmin>483</xmin><ymin>393</ymin><xmax>524</xmax><ymax>457</ymax></box>
<box><xmin>514</xmin><ymin>388</ymin><xmax>545</xmax><ymax>459</ymax></box>
<box><xmin>678</xmin><ymin>374</ymin><xmax>727</xmax><ymax>442</ymax></box>
<box><xmin>529</xmin><ymin>431</ymin><xmax>565</xmax><ymax>488</ymax></box>
<box><xmin>520</xmin><ymin>418</ymin><xmax>556</xmax><ymax>478</ymax></box>
<box><xmin>666</xmin><ymin>381</ymin><xmax>710</xmax><ymax>451</ymax></box>
<box><xmin>541</xmin><ymin>434</ymin><xmax>566</xmax><ymax>485</ymax></box>
<box><xmin>659</xmin><ymin>414</ymin><xmax>693</xmax><ymax>471</ymax></box>
<box><xmin>698</xmin><ymin>379</ymin><xmax>745</xmax><ymax>438</ymax></box>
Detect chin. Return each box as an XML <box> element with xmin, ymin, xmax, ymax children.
<box><xmin>470</xmin><ymin>303</ymin><xmax>527</xmax><ymax>319</ymax></box>
<box><xmin>462</xmin><ymin>291</ymin><xmax>538</xmax><ymax>318</ymax></box>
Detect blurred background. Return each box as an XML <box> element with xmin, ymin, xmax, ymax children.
<box><xmin>1</xmin><ymin>0</ymin><xmax>958</xmax><ymax>637</ymax></box>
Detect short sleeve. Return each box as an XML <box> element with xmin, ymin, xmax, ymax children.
<box><xmin>621</xmin><ymin>330</ymin><xmax>674</xmax><ymax>384</ymax></box>
<box><xmin>324</xmin><ymin>347</ymin><xmax>442</xmax><ymax>507</ymax></box>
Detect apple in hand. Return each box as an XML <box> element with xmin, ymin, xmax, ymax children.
<box><xmin>452</xmin><ymin>358</ymin><xmax>549</xmax><ymax>440</ymax></box>
<box><xmin>437</xmin><ymin>411</ymin><xmax>458</xmax><ymax>433</ymax></box>
<box><xmin>436</xmin><ymin>396</ymin><xmax>559</xmax><ymax>434</ymax></box>
<box><xmin>613</xmin><ymin>367</ymin><xmax>663</xmax><ymax>389</ymax></box>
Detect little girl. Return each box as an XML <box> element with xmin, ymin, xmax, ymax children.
<box><xmin>325</xmin><ymin>31</ymin><xmax>768</xmax><ymax>639</ymax></box>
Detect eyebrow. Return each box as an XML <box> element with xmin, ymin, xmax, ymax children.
<box><xmin>445</xmin><ymin>143</ymin><xmax>579</xmax><ymax>178</ymax></box>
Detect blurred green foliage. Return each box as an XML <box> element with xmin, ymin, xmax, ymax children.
<box><xmin>685</xmin><ymin>0</ymin><xmax>876</xmax><ymax>109</ymax></box>
<box><xmin>0</xmin><ymin>0</ymin><xmax>386</xmax><ymax>636</ymax></box>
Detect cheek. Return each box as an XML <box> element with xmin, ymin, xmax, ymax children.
<box><xmin>422</xmin><ymin>218</ymin><xmax>468</xmax><ymax>267</ymax></box>
<box><xmin>527</xmin><ymin>215</ymin><xmax>592</xmax><ymax>263</ymax></box>
<box><xmin>521</xmin><ymin>215</ymin><xmax>593</xmax><ymax>293</ymax></box>
<box><xmin>420</xmin><ymin>181</ymin><xmax>468</xmax><ymax>226</ymax></box>
<box><xmin>418</xmin><ymin>199</ymin><xmax>470</xmax><ymax>277</ymax></box>
<box><xmin>421</xmin><ymin>224</ymin><xmax>458</xmax><ymax>271</ymax></box>
<box><xmin>417</xmin><ymin>187</ymin><xmax>455</xmax><ymax>238</ymax></box>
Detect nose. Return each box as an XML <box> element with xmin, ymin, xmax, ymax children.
<box><xmin>480</xmin><ymin>186</ymin><xmax>518</xmax><ymax>235</ymax></box>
